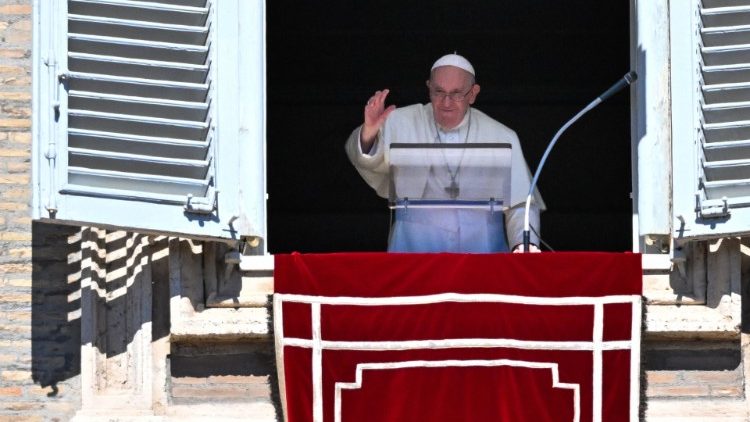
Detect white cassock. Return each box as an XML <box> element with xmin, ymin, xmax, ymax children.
<box><xmin>346</xmin><ymin>103</ymin><xmax>544</xmax><ymax>253</ymax></box>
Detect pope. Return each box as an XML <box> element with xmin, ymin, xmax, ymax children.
<box><xmin>346</xmin><ymin>53</ymin><xmax>544</xmax><ymax>253</ymax></box>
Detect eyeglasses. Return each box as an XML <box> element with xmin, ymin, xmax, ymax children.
<box><xmin>428</xmin><ymin>84</ymin><xmax>474</xmax><ymax>102</ymax></box>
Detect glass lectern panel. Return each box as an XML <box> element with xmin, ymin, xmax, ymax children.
<box><xmin>388</xmin><ymin>143</ymin><xmax>512</xmax><ymax>208</ymax></box>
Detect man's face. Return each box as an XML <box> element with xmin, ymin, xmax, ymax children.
<box><xmin>428</xmin><ymin>66</ymin><xmax>480</xmax><ymax>129</ymax></box>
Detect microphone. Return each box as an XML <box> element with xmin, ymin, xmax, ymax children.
<box><xmin>521</xmin><ymin>71</ymin><xmax>638</xmax><ymax>252</ymax></box>
<box><xmin>599</xmin><ymin>71</ymin><xmax>638</xmax><ymax>102</ymax></box>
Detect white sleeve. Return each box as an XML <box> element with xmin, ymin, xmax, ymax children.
<box><xmin>344</xmin><ymin>126</ymin><xmax>390</xmax><ymax>198</ymax></box>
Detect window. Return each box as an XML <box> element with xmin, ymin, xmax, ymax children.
<box><xmin>671</xmin><ymin>0</ymin><xmax>750</xmax><ymax>239</ymax></box>
<box><xmin>33</xmin><ymin>0</ymin><xmax>266</xmax><ymax>243</ymax></box>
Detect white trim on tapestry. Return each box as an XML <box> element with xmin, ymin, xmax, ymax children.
<box><xmin>283</xmin><ymin>337</ymin><xmax>633</xmax><ymax>352</ymax></box>
<box><xmin>333</xmin><ymin>359</ymin><xmax>581</xmax><ymax>422</ymax></box>
<box><xmin>592</xmin><ymin>302</ymin><xmax>604</xmax><ymax>422</ymax></box>
<box><xmin>629</xmin><ymin>297</ymin><xmax>643</xmax><ymax>422</ymax></box>
<box><xmin>276</xmin><ymin>292</ymin><xmax>642</xmax><ymax>422</ymax></box>
<box><xmin>312</xmin><ymin>303</ymin><xmax>323</xmax><ymax>422</ymax></box>
<box><xmin>272</xmin><ymin>294</ymin><xmax>289</xmax><ymax>422</ymax></box>
<box><xmin>275</xmin><ymin>292</ymin><xmax>640</xmax><ymax>307</ymax></box>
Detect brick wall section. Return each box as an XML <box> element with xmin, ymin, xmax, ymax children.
<box><xmin>646</xmin><ymin>368</ymin><xmax>744</xmax><ymax>398</ymax></box>
<box><xmin>0</xmin><ymin>1</ymin><xmax>82</xmax><ymax>420</ymax></box>
<box><xmin>644</xmin><ymin>340</ymin><xmax>744</xmax><ymax>400</ymax></box>
<box><xmin>170</xmin><ymin>341</ymin><xmax>281</xmax><ymax>413</ymax></box>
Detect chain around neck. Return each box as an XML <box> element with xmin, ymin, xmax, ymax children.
<box><xmin>433</xmin><ymin>109</ymin><xmax>472</xmax><ymax>199</ymax></box>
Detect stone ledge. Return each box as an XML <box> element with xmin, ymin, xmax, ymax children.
<box><xmin>642</xmin><ymin>253</ymin><xmax>672</xmax><ymax>271</ymax></box>
<box><xmin>645</xmin><ymin>305</ymin><xmax>739</xmax><ymax>339</ymax></box>
<box><xmin>206</xmin><ymin>276</ymin><xmax>273</xmax><ymax>308</ymax></box>
<box><xmin>72</xmin><ymin>411</ymin><xmax>164</xmax><ymax>422</ymax></box>
<box><xmin>239</xmin><ymin>254</ymin><xmax>274</xmax><ymax>272</ymax></box>
<box><xmin>166</xmin><ymin>403</ymin><xmax>277</xmax><ymax>421</ymax></box>
<box><xmin>645</xmin><ymin>398</ymin><xmax>748</xmax><ymax>421</ymax></box>
<box><xmin>643</xmin><ymin>274</ymin><xmax>703</xmax><ymax>305</ymax></box>
<box><xmin>171</xmin><ymin>307</ymin><xmax>272</xmax><ymax>340</ymax></box>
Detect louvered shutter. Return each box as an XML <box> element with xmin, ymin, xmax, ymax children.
<box><xmin>33</xmin><ymin>0</ymin><xmax>266</xmax><ymax>242</ymax></box>
<box><xmin>671</xmin><ymin>0</ymin><xmax>750</xmax><ymax>239</ymax></box>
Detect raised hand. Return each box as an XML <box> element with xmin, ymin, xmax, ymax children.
<box><xmin>360</xmin><ymin>89</ymin><xmax>396</xmax><ymax>152</ymax></box>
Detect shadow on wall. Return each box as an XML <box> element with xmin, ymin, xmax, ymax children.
<box><xmin>31</xmin><ymin>224</ymin><xmax>282</xmax><ymax>412</ymax></box>
<box><xmin>77</xmin><ymin>228</ymin><xmax>162</xmax><ymax>357</ymax></box>
<box><xmin>31</xmin><ymin>223</ymin><xmax>172</xmax><ymax>393</ymax></box>
<box><xmin>31</xmin><ymin>224</ymin><xmax>284</xmax><ymax>416</ymax></box>
<box><xmin>31</xmin><ymin>222</ymin><xmax>83</xmax><ymax>395</ymax></box>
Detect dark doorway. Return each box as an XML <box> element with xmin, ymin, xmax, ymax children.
<box><xmin>267</xmin><ymin>1</ymin><xmax>632</xmax><ymax>253</ymax></box>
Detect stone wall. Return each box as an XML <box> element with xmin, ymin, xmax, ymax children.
<box><xmin>645</xmin><ymin>340</ymin><xmax>743</xmax><ymax>399</ymax></box>
<box><xmin>642</xmin><ymin>241</ymin><xmax>750</xmax><ymax>420</ymax></box>
<box><xmin>0</xmin><ymin>2</ymin><xmax>280</xmax><ymax>416</ymax></box>
<box><xmin>0</xmin><ymin>1</ymin><xmax>83</xmax><ymax>420</ymax></box>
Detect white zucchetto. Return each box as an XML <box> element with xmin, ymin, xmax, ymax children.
<box><xmin>431</xmin><ymin>53</ymin><xmax>475</xmax><ymax>76</ymax></box>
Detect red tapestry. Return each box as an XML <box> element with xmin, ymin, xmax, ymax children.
<box><xmin>274</xmin><ymin>252</ymin><xmax>642</xmax><ymax>422</ymax></box>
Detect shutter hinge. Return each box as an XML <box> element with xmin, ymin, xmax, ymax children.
<box><xmin>696</xmin><ymin>195</ymin><xmax>730</xmax><ymax>219</ymax></box>
<box><xmin>184</xmin><ymin>189</ymin><xmax>218</xmax><ymax>215</ymax></box>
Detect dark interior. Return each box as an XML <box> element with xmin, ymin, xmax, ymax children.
<box><xmin>266</xmin><ymin>1</ymin><xmax>632</xmax><ymax>253</ymax></box>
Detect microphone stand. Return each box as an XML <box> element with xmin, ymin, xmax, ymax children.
<box><xmin>522</xmin><ymin>71</ymin><xmax>638</xmax><ymax>252</ymax></box>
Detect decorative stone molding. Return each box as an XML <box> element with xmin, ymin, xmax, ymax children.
<box><xmin>73</xmin><ymin>228</ymin><xmax>168</xmax><ymax>421</ymax></box>
<box><xmin>168</xmin><ymin>239</ymin><xmax>272</xmax><ymax>340</ymax></box>
<box><xmin>70</xmin><ymin>232</ymin><xmax>277</xmax><ymax>420</ymax></box>
<box><xmin>643</xmin><ymin>238</ymin><xmax>745</xmax><ymax>339</ymax></box>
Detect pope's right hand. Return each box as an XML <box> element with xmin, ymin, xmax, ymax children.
<box><xmin>360</xmin><ymin>89</ymin><xmax>396</xmax><ymax>152</ymax></box>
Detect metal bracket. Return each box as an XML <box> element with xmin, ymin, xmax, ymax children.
<box><xmin>671</xmin><ymin>237</ymin><xmax>687</xmax><ymax>279</ymax></box>
<box><xmin>697</xmin><ymin>196</ymin><xmax>730</xmax><ymax>219</ymax></box>
<box><xmin>184</xmin><ymin>189</ymin><xmax>219</xmax><ymax>215</ymax></box>
<box><xmin>223</xmin><ymin>249</ymin><xmax>241</xmax><ymax>281</ymax></box>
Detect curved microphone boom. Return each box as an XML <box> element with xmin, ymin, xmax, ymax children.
<box><xmin>522</xmin><ymin>71</ymin><xmax>638</xmax><ymax>252</ymax></box>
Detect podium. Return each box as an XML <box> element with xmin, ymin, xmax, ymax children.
<box><xmin>273</xmin><ymin>252</ymin><xmax>643</xmax><ymax>422</ymax></box>
<box><xmin>388</xmin><ymin>142</ymin><xmax>512</xmax><ymax>204</ymax></box>
<box><xmin>386</xmin><ymin>142</ymin><xmax>513</xmax><ymax>252</ymax></box>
